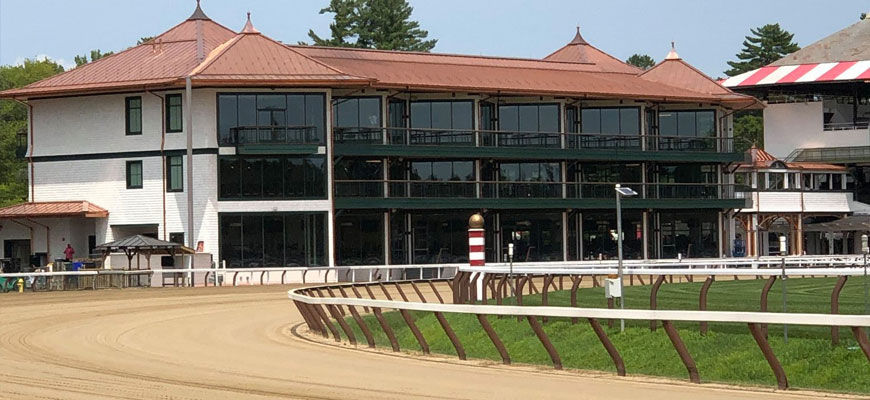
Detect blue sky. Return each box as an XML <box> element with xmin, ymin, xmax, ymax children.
<box><xmin>1</xmin><ymin>0</ymin><xmax>867</xmax><ymax>78</ymax></box>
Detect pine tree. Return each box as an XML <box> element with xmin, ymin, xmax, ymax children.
<box><xmin>626</xmin><ymin>54</ymin><xmax>655</xmax><ymax>70</ymax></box>
<box><xmin>74</xmin><ymin>49</ymin><xmax>114</xmax><ymax>67</ymax></box>
<box><xmin>305</xmin><ymin>0</ymin><xmax>437</xmax><ymax>52</ymax></box>
<box><xmin>725</xmin><ymin>24</ymin><xmax>799</xmax><ymax>76</ymax></box>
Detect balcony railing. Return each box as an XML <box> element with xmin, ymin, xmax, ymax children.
<box><xmin>787</xmin><ymin>146</ymin><xmax>870</xmax><ymax>163</ymax></box>
<box><xmin>228</xmin><ymin>126</ymin><xmax>321</xmax><ymax>145</ymax></box>
<box><xmin>334</xmin><ymin>180</ymin><xmax>744</xmax><ymax>200</ymax></box>
<box><xmin>823</xmin><ymin>121</ymin><xmax>870</xmax><ymax>131</ymax></box>
<box><xmin>333</xmin><ymin>126</ymin><xmax>735</xmax><ymax>152</ymax></box>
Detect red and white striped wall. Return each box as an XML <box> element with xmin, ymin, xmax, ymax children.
<box><xmin>721</xmin><ymin>60</ymin><xmax>870</xmax><ymax>88</ymax></box>
<box><xmin>468</xmin><ymin>228</ymin><xmax>485</xmax><ymax>267</ymax></box>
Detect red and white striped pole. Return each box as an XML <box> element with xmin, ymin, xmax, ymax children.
<box><xmin>468</xmin><ymin>213</ymin><xmax>485</xmax><ymax>267</ymax></box>
<box><xmin>468</xmin><ymin>213</ymin><xmax>485</xmax><ymax>300</ymax></box>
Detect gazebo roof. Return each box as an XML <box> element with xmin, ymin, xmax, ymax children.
<box><xmin>95</xmin><ymin>235</ymin><xmax>194</xmax><ymax>254</ymax></box>
<box><xmin>803</xmin><ymin>215</ymin><xmax>870</xmax><ymax>232</ymax></box>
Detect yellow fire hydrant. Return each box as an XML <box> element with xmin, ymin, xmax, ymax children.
<box><xmin>17</xmin><ymin>278</ymin><xmax>24</xmax><ymax>293</ymax></box>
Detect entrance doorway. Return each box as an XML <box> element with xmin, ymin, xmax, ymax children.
<box><xmin>3</xmin><ymin>239</ymin><xmax>31</xmax><ymax>272</ymax></box>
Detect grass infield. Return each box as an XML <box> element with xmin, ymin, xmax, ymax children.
<box><xmin>338</xmin><ymin>277</ymin><xmax>870</xmax><ymax>394</ymax></box>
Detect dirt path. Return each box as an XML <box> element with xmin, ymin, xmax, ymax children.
<box><xmin>0</xmin><ymin>286</ymin><xmax>860</xmax><ymax>399</ymax></box>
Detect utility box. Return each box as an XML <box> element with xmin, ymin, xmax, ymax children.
<box><xmin>604</xmin><ymin>278</ymin><xmax>621</xmax><ymax>298</ymax></box>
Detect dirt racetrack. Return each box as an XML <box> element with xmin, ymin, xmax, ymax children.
<box><xmin>0</xmin><ymin>286</ymin><xmax>861</xmax><ymax>400</ymax></box>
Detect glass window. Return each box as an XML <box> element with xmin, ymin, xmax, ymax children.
<box><xmin>262</xmin><ymin>158</ymin><xmax>283</xmax><ymax>198</ymax></box>
<box><xmin>659</xmin><ymin>211</ymin><xmax>719</xmax><ymax>258</ymax></box>
<box><xmin>582</xmin><ymin>211</ymin><xmax>643</xmax><ymax>260</ymax></box>
<box><xmin>766</xmin><ymin>172</ymin><xmax>785</xmax><ymax>190</ymax></box>
<box><xmin>500</xmin><ymin>212</ymin><xmax>563</xmax><ymax>262</ymax></box>
<box><xmin>409</xmin><ymin>100</ymin><xmax>474</xmax><ymax>144</ymax></box>
<box><xmin>166</xmin><ymin>155</ymin><xmax>183</xmax><ymax>192</ymax></box>
<box><xmin>165</xmin><ymin>94</ymin><xmax>183</xmax><ymax>133</ymax></box>
<box><xmin>335</xmin><ymin>158</ymin><xmax>383</xmax><ymax>197</ymax></box>
<box><xmin>218</xmin><ymin>95</ymin><xmax>237</xmax><ymax>145</ymax></box>
<box><xmin>126</xmin><ymin>160</ymin><xmax>143</xmax><ymax>189</ymax></box>
<box><xmin>659</xmin><ymin>110</ymin><xmax>716</xmax><ymax>137</ymax></box>
<box><xmin>334</xmin><ymin>97</ymin><xmax>382</xmax><ymax>143</ymax></box>
<box><xmin>580</xmin><ymin>107</ymin><xmax>639</xmax><ymax>135</ymax></box>
<box><xmin>219</xmin><ymin>157</ymin><xmax>240</xmax><ymax>199</ymax></box>
<box><xmin>497</xmin><ymin>104</ymin><xmax>560</xmax><ymax>147</ymax></box>
<box><xmin>336</xmin><ymin>212</ymin><xmax>384</xmax><ymax>266</ymax></box>
<box><xmin>217</xmin><ymin>93</ymin><xmax>325</xmax><ymax>145</ymax></box>
<box><xmin>388</xmin><ymin>100</ymin><xmax>407</xmax><ymax>144</ymax></box>
<box><xmin>219</xmin><ymin>155</ymin><xmax>325</xmax><ymax>200</ymax></box>
<box><xmin>169</xmin><ymin>232</ymin><xmax>185</xmax><ymax>245</ymax></box>
<box><xmin>125</xmin><ymin>96</ymin><xmax>142</xmax><ymax>135</ymax></box>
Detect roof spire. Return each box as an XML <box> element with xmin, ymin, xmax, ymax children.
<box><xmin>665</xmin><ymin>41</ymin><xmax>680</xmax><ymax>60</ymax></box>
<box><xmin>241</xmin><ymin>11</ymin><xmax>260</xmax><ymax>34</ymax></box>
<box><xmin>569</xmin><ymin>26</ymin><xmax>588</xmax><ymax>45</ymax></box>
<box><xmin>187</xmin><ymin>0</ymin><xmax>210</xmax><ymax>21</ymax></box>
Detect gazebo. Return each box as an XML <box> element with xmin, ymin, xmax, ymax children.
<box><xmin>95</xmin><ymin>234</ymin><xmax>194</xmax><ymax>271</ymax></box>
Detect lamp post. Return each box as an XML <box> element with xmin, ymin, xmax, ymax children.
<box><xmin>615</xmin><ymin>184</ymin><xmax>638</xmax><ymax>332</ymax></box>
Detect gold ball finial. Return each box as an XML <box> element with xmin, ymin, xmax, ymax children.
<box><xmin>468</xmin><ymin>213</ymin><xmax>484</xmax><ymax>229</ymax></box>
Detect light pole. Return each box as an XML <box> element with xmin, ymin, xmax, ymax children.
<box><xmin>615</xmin><ymin>184</ymin><xmax>638</xmax><ymax>332</ymax></box>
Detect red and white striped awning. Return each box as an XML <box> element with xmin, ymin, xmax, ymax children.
<box><xmin>721</xmin><ymin>60</ymin><xmax>870</xmax><ymax>88</ymax></box>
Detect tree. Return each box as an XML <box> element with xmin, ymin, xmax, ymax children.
<box><xmin>74</xmin><ymin>49</ymin><xmax>114</xmax><ymax>67</ymax></box>
<box><xmin>725</xmin><ymin>24</ymin><xmax>799</xmax><ymax>76</ymax></box>
<box><xmin>626</xmin><ymin>54</ymin><xmax>655</xmax><ymax>70</ymax></box>
<box><xmin>733</xmin><ymin>111</ymin><xmax>763</xmax><ymax>153</ymax></box>
<box><xmin>0</xmin><ymin>58</ymin><xmax>65</xmax><ymax>206</ymax></box>
<box><xmin>305</xmin><ymin>0</ymin><xmax>437</xmax><ymax>51</ymax></box>
<box><xmin>137</xmin><ymin>36</ymin><xmax>155</xmax><ymax>45</ymax></box>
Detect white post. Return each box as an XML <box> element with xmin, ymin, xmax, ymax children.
<box><xmin>616</xmin><ymin>184</ymin><xmax>625</xmax><ymax>332</ymax></box>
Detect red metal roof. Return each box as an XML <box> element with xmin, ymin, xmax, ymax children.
<box><xmin>0</xmin><ymin>201</ymin><xmax>109</xmax><ymax>219</ymax></box>
<box><xmin>0</xmin><ymin>8</ymin><xmax>755</xmax><ymax>107</ymax></box>
<box><xmin>543</xmin><ymin>30</ymin><xmax>640</xmax><ymax>74</ymax></box>
<box><xmin>189</xmin><ymin>30</ymin><xmax>371</xmax><ymax>85</ymax></box>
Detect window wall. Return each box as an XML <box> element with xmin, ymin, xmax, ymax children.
<box><xmin>334</xmin><ymin>158</ymin><xmax>383</xmax><ymax>197</ymax></box>
<box><xmin>219</xmin><ymin>155</ymin><xmax>326</xmax><ymax>200</ymax></box>
<box><xmin>500</xmin><ymin>212</ymin><xmax>563</xmax><ymax>262</ymax></box>
<box><xmin>658</xmin><ymin>110</ymin><xmax>716</xmax><ymax>150</ymax></box>
<box><xmin>498</xmin><ymin>104</ymin><xmax>560</xmax><ymax>147</ymax></box>
<box><xmin>658</xmin><ymin>211</ymin><xmax>719</xmax><ymax>258</ymax></box>
<box><xmin>217</xmin><ymin>93</ymin><xmax>326</xmax><ymax>145</ymax></box>
<box><xmin>336</xmin><ymin>212</ymin><xmax>384</xmax><ymax>265</ymax></box>
<box><xmin>494</xmin><ymin>162</ymin><xmax>561</xmax><ymax>198</ymax></box>
<box><xmin>578</xmin><ymin>107</ymin><xmax>640</xmax><ymax>149</ymax></box>
<box><xmin>652</xmin><ymin>164</ymin><xmax>718</xmax><ymax>198</ymax></box>
<box><xmin>219</xmin><ymin>213</ymin><xmax>326</xmax><ymax>268</ymax></box>
<box><xmin>581</xmin><ymin>211</ymin><xmax>643</xmax><ymax>260</ymax></box>
<box><xmin>403</xmin><ymin>160</ymin><xmax>475</xmax><ymax>197</ymax></box>
<box><xmin>571</xmin><ymin>163</ymin><xmax>641</xmax><ymax>198</ymax></box>
<box><xmin>334</xmin><ymin>97</ymin><xmax>382</xmax><ymax>143</ymax></box>
<box><xmin>409</xmin><ymin>100</ymin><xmax>473</xmax><ymax>145</ymax></box>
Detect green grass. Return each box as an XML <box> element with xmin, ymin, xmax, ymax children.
<box><xmin>335</xmin><ymin>277</ymin><xmax>870</xmax><ymax>394</ymax></box>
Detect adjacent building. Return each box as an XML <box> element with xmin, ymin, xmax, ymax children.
<box><xmin>0</xmin><ymin>4</ymin><xmax>758</xmax><ymax>272</ymax></box>
<box><xmin>724</xmin><ymin>13</ymin><xmax>870</xmax><ymax>255</ymax></box>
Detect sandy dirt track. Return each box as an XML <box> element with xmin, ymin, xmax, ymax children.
<box><xmin>0</xmin><ymin>286</ymin><xmax>860</xmax><ymax>400</ymax></box>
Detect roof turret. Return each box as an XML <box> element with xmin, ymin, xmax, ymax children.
<box><xmin>187</xmin><ymin>0</ymin><xmax>210</xmax><ymax>21</ymax></box>
<box><xmin>241</xmin><ymin>12</ymin><xmax>259</xmax><ymax>34</ymax></box>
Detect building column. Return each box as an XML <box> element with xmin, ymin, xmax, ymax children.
<box><xmin>642</xmin><ymin>211</ymin><xmax>649</xmax><ymax>259</ymax></box>
<box><xmin>562</xmin><ymin>211</ymin><xmax>568</xmax><ymax>261</ymax></box>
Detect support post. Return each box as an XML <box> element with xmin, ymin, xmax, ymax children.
<box><xmin>650</xmin><ymin>275</ymin><xmax>665</xmax><ymax>331</ymax></box>
<box><xmin>748</xmin><ymin>323</ymin><xmax>788</xmax><ymax>390</ymax></box>
<box><xmin>831</xmin><ymin>275</ymin><xmax>848</xmax><ymax>345</ymax></box>
<box><xmin>589</xmin><ymin>317</ymin><xmax>626</xmax><ymax>376</ymax></box>
<box><xmin>477</xmin><ymin>314</ymin><xmax>510</xmax><ymax>364</ymax></box>
<box><xmin>527</xmin><ymin>315</ymin><xmax>562</xmax><ymax>370</ymax></box>
<box><xmin>699</xmin><ymin>276</ymin><xmax>714</xmax><ymax>335</ymax></box>
<box><xmin>760</xmin><ymin>275</ymin><xmax>777</xmax><ymax>338</ymax></box>
<box><xmin>434</xmin><ymin>312</ymin><xmax>466</xmax><ymax>360</ymax></box>
<box><xmin>662</xmin><ymin>320</ymin><xmax>700</xmax><ymax>383</ymax></box>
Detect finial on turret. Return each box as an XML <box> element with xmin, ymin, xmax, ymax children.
<box><xmin>665</xmin><ymin>41</ymin><xmax>680</xmax><ymax>60</ymax></box>
<box><xmin>241</xmin><ymin>11</ymin><xmax>260</xmax><ymax>34</ymax></box>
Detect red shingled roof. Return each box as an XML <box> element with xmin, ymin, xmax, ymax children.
<box><xmin>0</xmin><ymin>6</ymin><xmax>756</xmax><ymax>107</ymax></box>
<box><xmin>0</xmin><ymin>201</ymin><xmax>109</xmax><ymax>219</ymax></box>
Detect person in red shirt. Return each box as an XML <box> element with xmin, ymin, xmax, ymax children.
<box><xmin>63</xmin><ymin>244</ymin><xmax>75</xmax><ymax>261</ymax></box>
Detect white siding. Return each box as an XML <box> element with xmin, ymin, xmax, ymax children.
<box><xmin>764</xmin><ymin>101</ymin><xmax>870</xmax><ymax>158</ymax></box>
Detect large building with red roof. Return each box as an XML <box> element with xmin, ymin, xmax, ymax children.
<box><xmin>0</xmin><ymin>3</ymin><xmax>757</xmax><ymax>272</ymax></box>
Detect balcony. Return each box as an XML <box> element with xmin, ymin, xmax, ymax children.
<box><xmin>823</xmin><ymin>121</ymin><xmax>870</xmax><ymax>132</ymax></box>
<box><xmin>333</xmin><ymin>180</ymin><xmax>748</xmax><ymax>210</ymax></box>
<box><xmin>333</xmin><ymin>127</ymin><xmax>741</xmax><ymax>162</ymax></box>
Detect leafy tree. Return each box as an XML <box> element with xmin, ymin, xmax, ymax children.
<box><xmin>626</xmin><ymin>54</ymin><xmax>656</xmax><ymax>70</ymax></box>
<box><xmin>0</xmin><ymin>58</ymin><xmax>65</xmax><ymax>206</ymax></box>
<box><xmin>74</xmin><ymin>49</ymin><xmax>114</xmax><ymax>67</ymax></box>
<box><xmin>305</xmin><ymin>0</ymin><xmax>437</xmax><ymax>51</ymax></box>
<box><xmin>725</xmin><ymin>24</ymin><xmax>799</xmax><ymax>76</ymax></box>
<box><xmin>733</xmin><ymin>111</ymin><xmax>763</xmax><ymax>153</ymax></box>
<box><xmin>137</xmin><ymin>36</ymin><xmax>155</xmax><ymax>45</ymax></box>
